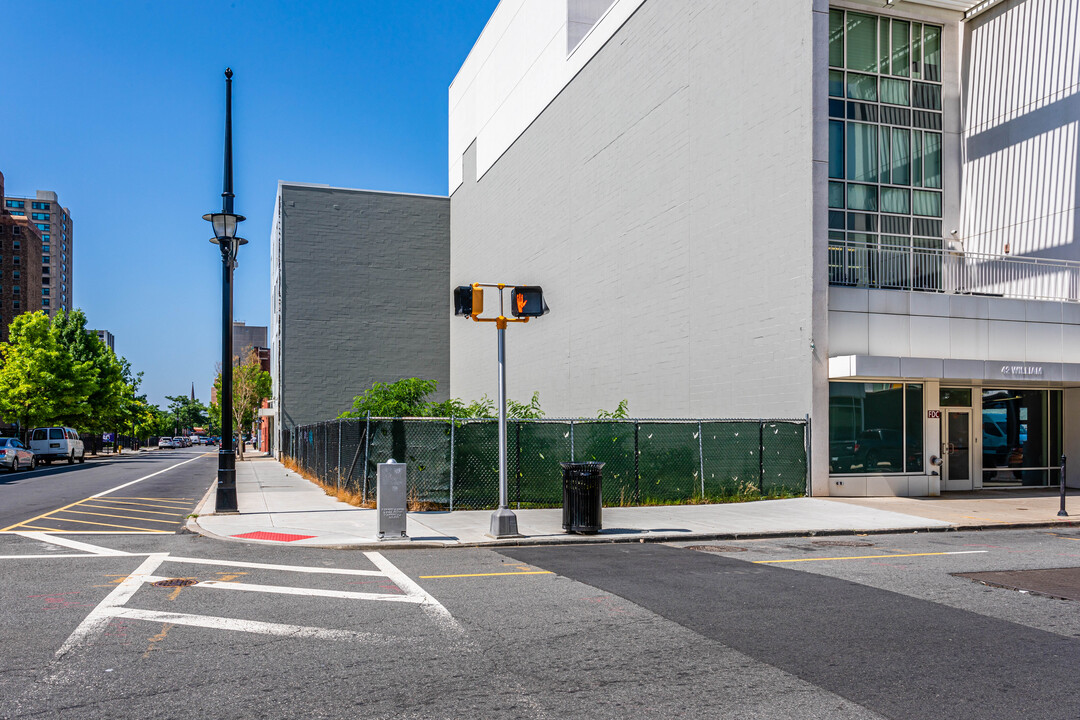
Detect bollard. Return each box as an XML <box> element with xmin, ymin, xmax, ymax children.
<box><xmin>1059</xmin><ymin>455</ymin><xmax>1068</xmax><ymax>518</ymax></box>
<box><xmin>377</xmin><ymin>459</ymin><xmax>408</xmax><ymax>540</ymax></box>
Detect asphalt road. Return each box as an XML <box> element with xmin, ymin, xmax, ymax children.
<box><xmin>0</xmin><ymin>447</ymin><xmax>214</xmax><ymax>533</ymax></box>
<box><xmin>2</xmin><ymin>525</ymin><xmax>1080</xmax><ymax>719</ymax></box>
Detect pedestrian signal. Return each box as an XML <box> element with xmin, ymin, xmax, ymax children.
<box><xmin>510</xmin><ymin>286</ymin><xmax>549</xmax><ymax>318</ymax></box>
<box><xmin>454</xmin><ymin>285</ymin><xmax>484</xmax><ymax>317</ymax></box>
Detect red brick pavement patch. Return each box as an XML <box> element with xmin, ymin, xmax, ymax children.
<box><xmin>231</xmin><ymin>531</ymin><xmax>316</xmax><ymax>542</ymax></box>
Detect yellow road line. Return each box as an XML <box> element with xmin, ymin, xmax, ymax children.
<box><xmin>105</xmin><ymin>498</ymin><xmax>194</xmax><ymax>505</ymax></box>
<box><xmin>79</xmin><ymin>503</ymin><xmax>185</xmax><ymax>517</ymax></box>
<box><xmin>56</xmin><ymin>510</ymin><xmax>178</xmax><ymax>525</ymax></box>
<box><xmin>16</xmin><ymin>524</ymin><xmax>68</xmax><ymax>532</ymax></box>
<box><xmin>754</xmin><ymin>551</ymin><xmax>987</xmax><ymax>564</ymax></box>
<box><xmin>2</xmin><ymin>497</ymin><xmax>101</xmax><ymax>532</ymax></box>
<box><xmin>419</xmin><ymin>570</ymin><xmax>554</xmax><ymax>579</ymax></box>
<box><xmin>17</xmin><ymin>516</ymin><xmax>170</xmax><ymax>532</ymax></box>
<box><xmin>98</xmin><ymin>499</ymin><xmax>192</xmax><ymax>508</ymax></box>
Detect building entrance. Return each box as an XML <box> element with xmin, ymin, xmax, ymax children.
<box><xmin>942</xmin><ymin>409</ymin><xmax>972</xmax><ymax>492</ymax></box>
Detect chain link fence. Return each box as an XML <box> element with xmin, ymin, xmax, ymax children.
<box><xmin>282</xmin><ymin>417</ymin><xmax>808</xmax><ymax>510</ymax></box>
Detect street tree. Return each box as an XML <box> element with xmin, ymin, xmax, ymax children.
<box><xmin>211</xmin><ymin>347</ymin><xmax>271</xmax><ymax>460</ymax></box>
<box><xmin>0</xmin><ymin>312</ymin><xmax>96</xmax><ymax>432</ymax></box>
<box><xmin>165</xmin><ymin>395</ymin><xmax>209</xmax><ymax>436</ymax></box>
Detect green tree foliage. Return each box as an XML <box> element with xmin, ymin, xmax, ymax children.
<box><xmin>165</xmin><ymin>394</ymin><xmax>209</xmax><ymax>434</ymax></box>
<box><xmin>339</xmin><ymin>379</ymin><xmax>542</xmax><ymax>419</ymax></box>
<box><xmin>211</xmin><ymin>348</ymin><xmax>271</xmax><ymax>459</ymax></box>
<box><xmin>51</xmin><ymin>309</ymin><xmax>133</xmax><ymax>432</ymax></box>
<box><xmin>0</xmin><ymin>312</ymin><xmax>96</xmax><ymax>430</ymax></box>
<box><xmin>597</xmin><ymin>399</ymin><xmax>630</xmax><ymax>419</ymax></box>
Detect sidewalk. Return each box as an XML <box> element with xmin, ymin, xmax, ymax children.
<box><xmin>189</xmin><ymin>454</ymin><xmax>1080</xmax><ymax>549</ymax></box>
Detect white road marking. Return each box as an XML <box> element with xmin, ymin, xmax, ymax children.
<box><xmin>39</xmin><ymin>539</ymin><xmax>460</xmax><ymax>662</ymax></box>
<box><xmin>54</xmin><ymin>553</ymin><xmax>169</xmax><ymax>660</ymax></box>
<box><xmin>107</xmin><ymin>607</ymin><xmax>391</xmax><ymax>643</ymax></box>
<box><xmin>164</xmin><ymin>555</ymin><xmax>384</xmax><ymax>576</ymax></box>
<box><xmin>89</xmin><ymin>455</ymin><xmax>206</xmax><ymax>499</ymax></box>
<box><xmin>142</xmin><ymin>576</ymin><xmax>422</xmax><ymax>602</ymax></box>
<box><xmin>365</xmin><ymin>551</ymin><xmax>462</xmax><ymax>633</ymax></box>
<box><xmin>0</xmin><ymin>554</ymin><xmax>127</xmax><ymax>560</ymax></box>
<box><xmin>16</xmin><ymin>532</ymin><xmax>130</xmax><ymax>556</ymax></box>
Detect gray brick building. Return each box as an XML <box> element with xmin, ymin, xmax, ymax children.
<box><xmin>270</xmin><ymin>182</ymin><xmax>450</xmax><ymax>453</ymax></box>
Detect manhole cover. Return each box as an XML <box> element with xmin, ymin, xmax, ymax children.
<box><xmin>152</xmin><ymin>578</ymin><xmax>197</xmax><ymax>588</ymax></box>
<box><xmin>685</xmin><ymin>545</ymin><xmax>748</xmax><ymax>553</ymax></box>
<box><xmin>811</xmin><ymin>540</ymin><xmax>874</xmax><ymax>547</ymax></box>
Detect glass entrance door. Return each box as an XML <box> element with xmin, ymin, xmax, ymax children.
<box><xmin>943</xmin><ymin>410</ymin><xmax>972</xmax><ymax>491</ymax></box>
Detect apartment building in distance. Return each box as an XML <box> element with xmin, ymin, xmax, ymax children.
<box><xmin>232</xmin><ymin>321</ymin><xmax>267</xmax><ymax>362</ymax></box>
<box><xmin>449</xmin><ymin>0</ymin><xmax>1080</xmax><ymax>497</ymax></box>
<box><xmin>93</xmin><ymin>329</ymin><xmax>115</xmax><ymax>353</ymax></box>
<box><xmin>0</xmin><ymin>171</ymin><xmax>44</xmax><ymax>343</ymax></box>
<box><xmin>2</xmin><ymin>188</ymin><xmax>72</xmax><ymax>317</ymax></box>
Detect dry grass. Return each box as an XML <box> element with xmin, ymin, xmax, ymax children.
<box><xmin>282</xmin><ymin>456</ymin><xmax>375</xmax><ymax>509</ymax></box>
<box><xmin>282</xmin><ymin>457</ymin><xmax>439</xmax><ymax>511</ymax></box>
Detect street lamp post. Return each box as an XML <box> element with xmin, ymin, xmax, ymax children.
<box><xmin>204</xmin><ymin>67</ymin><xmax>247</xmax><ymax>514</ymax></box>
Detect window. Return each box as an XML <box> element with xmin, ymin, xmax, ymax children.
<box><xmin>41</xmin><ymin>235</ymin><xmax>49</xmax><ymax>242</ymax></box>
<box><xmin>983</xmin><ymin>389</ymin><xmax>1062</xmax><ymax>487</ymax></box>
<box><xmin>10</xmin><ymin>226</ymin><xmax>18</xmax><ymax>235</ymax></box>
<box><xmin>13</xmin><ymin>271</ymin><xmax>20</xmax><ymax>279</ymax></box>
<box><xmin>42</xmin><ymin>267</ymin><xmax>49</xmax><ymax>275</ymax></box>
<box><xmin>35</xmin><ymin>224</ymin><xmax>48</xmax><ymax>232</ymax></box>
<box><xmin>12</xmin><ymin>241</ymin><xmax>19</xmax><ymax>250</ymax></box>
<box><xmin>31</xmin><ymin>202</ymin><xmax>50</xmax><ymax>210</ymax></box>
<box><xmin>5</xmin><ymin>200</ymin><xmax>24</xmax><ymax>209</ymax></box>
<box><xmin>42</xmin><ymin>244</ymin><xmax>49</xmax><ymax>252</ymax></box>
<box><xmin>42</xmin><ymin>277</ymin><xmax>49</xmax><ymax>284</ymax></box>
<box><xmin>42</xmin><ymin>298</ymin><xmax>49</xmax><ymax>307</ymax></box>
<box><xmin>13</xmin><ymin>286</ymin><xmax>19</xmax><ymax>295</ymax></box>
<box><xmin>829</xmin><ymin>382</ymin><xmax>923</xmax><ymax>474</ymax></box>
<box><xmin>13</xmin><ymin>256</ymin><xmax>19</xmax><ymax>265</ymax></box>
<box><xmin>42</xmin><ymin>288</ymin><xmax>49</xmax><ymax>296</ymax></box>
<box><xmin>827</xmin><ymin>9</ymin><xmax>944</xmax><ymax>269</ymax></box>
<box><xmin>0</xmin><ymin>225</ymin><xmax>4</xmax><ymax>234</ymax></box>
<box><xmin>42</xmin><ymin>256</ymin><xmax>49</xmax><ymax>264</ymax></box>
<box><xmin>9</xmin><ymin>210</ymin><xmax>24</xmax><ymax>216</ymax></box>
<box><xmin>31</xmin><ymin>213</ymin><xmax>49</xmax><ymax>221</ymax></box>
<box><xmin>15</xmin><ymin>301</ymin><xmax>22</xmax><ymax>309</ymax></box>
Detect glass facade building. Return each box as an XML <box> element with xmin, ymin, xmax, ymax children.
<box><xmin>828</xmin><ymin>9</ymin><xmax>945</xmax><ymax>289</ymax></box>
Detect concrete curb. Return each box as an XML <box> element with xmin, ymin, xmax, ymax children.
<box><xmin>182</xmin><ymin>513</ymin><xmax>1080</xmax><ymax>551</ymax></box>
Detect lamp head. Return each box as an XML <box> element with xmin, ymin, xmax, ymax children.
<box><xmin>203</xmin><ymin>211</ymin><xmax>246</xmax><ymax>241</ymax></box>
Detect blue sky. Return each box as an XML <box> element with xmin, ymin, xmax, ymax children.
<box><xmin>2</xmin><ymin>0</ymin><xmax>499</xmax><ymax>409</ymax></box>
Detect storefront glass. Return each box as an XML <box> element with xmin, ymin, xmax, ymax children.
<box><xmin>982</xmin><ymin>389</ymin><xmax>1062</xmax><ymax>487</ymax></box>
<box><xmin>830</xmin><ymin>382</ymin><xmax>923</xmax><ymax>474</ymax></box>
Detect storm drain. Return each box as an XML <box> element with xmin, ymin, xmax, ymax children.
<box><xmin>811</xmin><ymin>540</ymin><xmax>875</xmax><ymax>548</ymax></box>
<box><xmin>685</xmin><ymin>545</ymin><xmax>748</xmax><ymax>553</ymax></box>
<box><xmin>152</xmin><ymin>578</ymin><xmax>198</xmax><ymax>588</ymax></box>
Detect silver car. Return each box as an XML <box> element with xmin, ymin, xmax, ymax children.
<box><xmin>0</xmin><ymin>437</ymin><xmax>36</xmax><ymax>472</ymax></box>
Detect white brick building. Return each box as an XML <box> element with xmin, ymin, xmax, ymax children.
<box><xmin>448</xmin><ymin>0</ymin><xmax>1080</xmax><ymax>496</ymax></box>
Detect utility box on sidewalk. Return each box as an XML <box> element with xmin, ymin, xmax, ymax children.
<box><xmin>377</xmin><ymin>459</ymin><xmax>408</xmax><ymax>540</ymax></box>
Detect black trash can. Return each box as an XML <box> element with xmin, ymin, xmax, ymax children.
<box><xmin>561</xmin><ymin>461</ymin><xmax>605</xmax><ymax>534</ymax></box>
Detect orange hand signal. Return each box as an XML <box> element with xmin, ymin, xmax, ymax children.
<box><xmin>516</xmin><ymin>293</ymin><xmax>527</xmax><ymax>314</ymax></box>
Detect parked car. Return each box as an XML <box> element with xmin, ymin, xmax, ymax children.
<box><xmin>0</xmin><ymin>437</ymin><xmax>36</xmax><ymax>472</ymax></box>
<box><xmin>158</xmin><ymin>437</ymin><xmax>176</xmax><ymax>449</ymax></box>
<box><xmin>28</xmin><ymin>427</ymin><xmax>85</xmax><ymax>464</ymax></box>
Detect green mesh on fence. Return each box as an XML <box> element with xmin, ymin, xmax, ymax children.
<box><xmin>286</xmin><ymin>418</ymin><xmax>807</xmax><ymax>509</ymax></box>
<box><xmin>761</xmin><ymin>421</ymin><xmax>807</xmax><ymax>495</ymax></box>
<box><xmin>701</xmin><ymin>421</ymin><xmax>761</xmax><ymax>496</ymax></box>
<box><xmin>572</xmin><ymin>422</ymin><xmax>637</xmax><ymax>505</ymax></box>
<box><xmin>514</xmin><ymin>421</ymin><xmax>572</xmax><ymax>507</ymax></box>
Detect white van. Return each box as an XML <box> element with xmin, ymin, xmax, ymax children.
<box><xmin>28</xmin><ymin>427</ymin><xmax>86</xmax><ymax>464</ymax></box>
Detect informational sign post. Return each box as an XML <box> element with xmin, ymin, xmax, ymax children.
<box><xmin>377</xmin><ymin>460</ymin><xmax>408</xmax><ymax>540</ymax></box>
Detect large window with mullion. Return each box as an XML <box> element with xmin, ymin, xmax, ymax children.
<box><xmin>830</xmin><ymin>382</ymin><xmax>924</xmax><ymax>474</ymax></box>
<box><xmin>828</xmin><ymin>9</ymin><xmax>944</xmax><ymax>289</ymax></box>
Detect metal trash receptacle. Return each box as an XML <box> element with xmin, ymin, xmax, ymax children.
<box><xmin>561</xmin><ymin>461</ymin><xmax>604</xmax><ymax>534</ymax></box>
